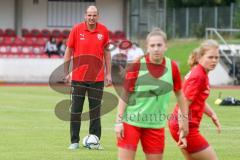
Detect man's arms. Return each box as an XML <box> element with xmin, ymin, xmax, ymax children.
<box><xmin>64</xmin><ymin>47</ymin><xmax>73</xmax><ymax>82</ymax></box>
<box><xmin>104</xmin><ymin>50</ymin><xmax>112</xmax><ymax>86</ymax></box>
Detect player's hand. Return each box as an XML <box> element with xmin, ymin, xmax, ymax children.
<box><xmin>105</xmin><ymin>73</ymin><xmax>112</xmax><ymax>87</ymax></box>
<box><xmin>115</xmin><ymin>122</ymin><xmax>124</xmax><ymax>140</ymax></box>
<box><xmin>177</xmin><ymin>130</ymin><xmax>187</xmax><ymax>148</ymax></box>
<box><xmin>179</xmin><ymin>116</ymin><xmax>189</xmax><ymax>137</ymax></box>
<box><xmin>211</xmin><ymin>114</ymin><xmax>221</xmax><ymax>133</ymax></box>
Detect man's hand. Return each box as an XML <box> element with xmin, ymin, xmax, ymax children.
<box><xmin>105</xmin><ymin>73</ymin><xmax>112</xmax><ymax>87</ymax></box>
<box><xmin>64</xmin><ymin>73</ymin><xmax>72</xmax><ymax>84</ymax></box>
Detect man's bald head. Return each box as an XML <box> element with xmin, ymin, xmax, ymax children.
<box><xmin>84</xmin><ymin>5</ymin><xmax>99</xmax><ymax>30</ymax></box>
<box><xmin>85</xmin><ymin>5</ymin><xmax>99</xmax><ymax>15</ymax></box>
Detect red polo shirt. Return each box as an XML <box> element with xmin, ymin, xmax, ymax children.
<box><xmin>67</xmin><ymin>22</ymin><xmax>109</xmax><ymax>82</ymax></box>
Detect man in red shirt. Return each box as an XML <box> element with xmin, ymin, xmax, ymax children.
<box><xmin>64</xmin><ymin>5</ymin><xmax>111</xmax><ymax>150</ymax></box>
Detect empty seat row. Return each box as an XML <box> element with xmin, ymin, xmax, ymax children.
<box><xmin>0</xmin><ymin>45</ymin><xmax>45</xmax><ymax>55</ymax></box>
<box><xmin>0</xmin><ymin>37</ymin><xmax>49</xmax><ymax>47</ymax></box>
<box><xmin>0</xmin><ymin>28</ymin><xmax>70</xmax><ymax>38</ymax></box>
<box><xmin>0</xmin><ymin>53</ymin><xmax>61</xmax><ymax>59</ymax></box>
<box><xmin>22</xmin><ymin>28</ymin><xmax>70</xmax><ymax>38</ymax></box>
<box><xmin>0</xmin><ymin>28</ymin><xmax>126</xmax><ymax>40</ymax></box>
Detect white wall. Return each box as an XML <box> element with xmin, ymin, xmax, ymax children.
<box><xmin>96</xmin><ymin>0</ymin><xmax>123</xmax><ymax>31</ymax></box>
<box><xmin>0</xmin><ymin>0</ymin><xmax>123</xmax><ymax>31</ymax></box>
<box><xmin>22</xmin><ymin>0</ymin><xmax>48</xmax><ymax>29</ymax></box>
<box><xmin>0</xmin><ymin>58</ymin><xmax>64</xmax><ymax>83</ymax></box>
<box><xmin>0</xmin><ymin>0</ymin><xmax>15</xmax><ymax>29</ymax></box>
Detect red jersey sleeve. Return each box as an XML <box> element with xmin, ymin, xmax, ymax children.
<box><xmin>184</xmin><ymin>75</ymin><xmax>204</xmax><ymax>101</ymax></box>
<box><xmin>123</xmin><ymin>61</ymin><xmax>140</xmax><ymax>92</ymax></box>
<box><xmin>103</xmin><ymin>29</ymin><xmax>110</xmax><ymax>47</ymax></box>
<box><xmin>67</xmin><ymin>26</ymin><xmax>76</xmax><ymax>49</ymax></box>
<box><xmin>171</xmin><ymin>61</ymin><xmax>182</xmax><ymax>92</ymax></box>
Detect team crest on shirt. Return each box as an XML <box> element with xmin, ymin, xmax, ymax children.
<box><xmin>97</xmin><ymin>34</ymin><xmax>103</xmax><ymax>40</ymax></box>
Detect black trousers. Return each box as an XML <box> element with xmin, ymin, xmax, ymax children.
<box><xmin>70</xmin><ymin>81</ymin><xmax>104</xmax><ymax>143</ymax></box>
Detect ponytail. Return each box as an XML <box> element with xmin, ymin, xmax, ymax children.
<box><xmin>188</xmin><ymin>48</ymin><xmax>200</xmax><ymax>68</ymax></box>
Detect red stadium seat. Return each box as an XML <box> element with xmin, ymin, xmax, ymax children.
<box><xmin>0</xmin><ymin>46</ymin><xmax>9</xmax><ymax>54</ymax></box>
<box><xmin>9</xmin><ymin>46</ymin><xmax>21</xmax><ymax>54</ymax></box>
<box><xmin>4</xmin><ymin>28</ymin><xmax>16</xmax><ymax>37</ymax></box>
<box><xmin>32</xmin><ymin>46</ymin><xmax>45</xmax><ymax>54</ymax></box>
<box><xmin>35</xmin><ymin>38</ymin><xmax>47</xmax><ymax>47</ymax></box>
<box><xmin>21</xmin><ymin>46</ymin><xmax>33</xmax><ymax>54</ymax></box>
<box><xmin>41</xmin><ymin>29</ymin><xmax>51</xmax><ymax>38</ymax></box>
<box><xmin>30</xmin><ymin>29</ymin><xmax>41</xmax><ymax>38</ymax></box>
<box><xmin>52</xmin><ymin>29</ymin><xmax>61</xmax><ymax>38</ymax></box>
<box><xmin>23</xmin><ymin>38</ymin><xmax>35</xmax><ymax>46</ymax></box>
<box><xmin>62</xmin><ymin>29</ymin><xmax>70</xmax><ymax>38</ymax></box>
<box><xmin>2</xmin><ymin>37</ymin><xmax>13</xmax><ymax>46</ymax></box>
<box><xmin>22</xmin><ymin>28</ymin><xmax>31</xmax><ymax>38</ymax></box>
<box><xmin>12</xmin><ymin>37</ymin><xmax>24</xmax><ymax>46</ymax></box>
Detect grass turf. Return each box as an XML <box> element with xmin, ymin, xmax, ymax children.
<box><xmin>0</xmin><ymin>86</ymin><xmax>240</xmax><ymax>160</ymax></box>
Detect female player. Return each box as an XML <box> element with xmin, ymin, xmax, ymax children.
<box><xmin>168</xmin><ymin>39</ymin><xmax>221</xmax><ymax>160</ymax></box>
<box><xmin>115</xmin><ymin>28</ymin><xmax>189</xmax><ymax>160</ymax></box>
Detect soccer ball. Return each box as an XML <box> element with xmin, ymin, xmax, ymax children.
<box><xmin>82</xmin><ymin>134</ymin><xmax>100</xmax><ymax>149</ymax></box>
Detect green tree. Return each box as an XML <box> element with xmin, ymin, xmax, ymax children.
<box><xmin>234</xmin><ymin>0</ymin><xmax>240</xmax><ymax>28</ymax></box>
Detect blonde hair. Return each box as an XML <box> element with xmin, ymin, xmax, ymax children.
<box><xmin>188</xmin><ymin>48</ymin><xmax>200</xmax><ymax>68</ymax></box>
<box><xmin>146</xmin><ymin>28</ymin><xmax>167</xmax><ymax>43</ymax></box>
<box><xmin>188</xmin><ymin>39</ymin><xmax>219</xmax><ymax>68</ymax></box>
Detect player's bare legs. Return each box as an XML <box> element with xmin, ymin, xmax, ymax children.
<box><xmin>145</xmin><ymin>153</ymin><xmax>163</xmax><ymax>160</ymax></box>
<box><xmin>191</xmin><ymin>146</ymin><xmax>218</xmax><ymax>160</ymax></box>
<box><xmin>181</xmin><ymin>149</ymin><xmax>196</xmax><ymax>160</ymax></box>
<box><xmin>118</xmin><ymin>148</ymin><xmax>136</xmax><ymax>160</ymax></box>
<box><xmin>181</xmin><ymin>146</ymin><xmax>218</xmax><ymax>160</ymax></box>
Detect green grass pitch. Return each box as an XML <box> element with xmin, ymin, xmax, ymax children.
<box><xmin>0</xmin><ymin>86</ymin><xmax>239</xmax><ymax>160</ymax></box>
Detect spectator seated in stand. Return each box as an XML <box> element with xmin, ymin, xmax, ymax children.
<box><xmin>57</xmin><ymin>39</ymin><xmax>66</xmax><ymax>57</ymax></box>
<box><xmin>44</xmin><ymin>36</ymin><xmax>59</xmax><ymax>58</ymax></box>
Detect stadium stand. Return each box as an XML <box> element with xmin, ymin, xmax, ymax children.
<box><xmin>0</xmin><ymin>28</ymin><xmax>126</xmax><ymax>59</ymax></box>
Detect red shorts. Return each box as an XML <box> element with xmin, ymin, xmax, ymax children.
<box><xmin>117</xmin><ymin>122</ymin><xmax>165</xmax><ymax>154</ymax></box>
<box><xmin>168</xmin><ymin>120</ymin><xmax>209</xmax><ymax>153</ymax></box>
